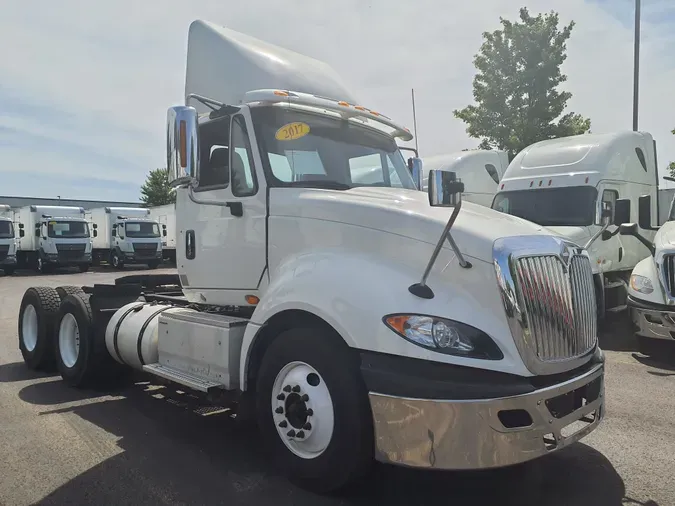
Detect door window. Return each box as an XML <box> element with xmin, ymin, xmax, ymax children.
<box><xmin>197</xmin><ymin>116</ymin><xmax>231</xmax><ymax>190</ymax></box>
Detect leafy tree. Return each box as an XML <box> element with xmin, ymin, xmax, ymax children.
<box><xmin>140</xmin><ymin>168</ymin><xmax>175</xmax><ymax>207</ymax></box>
<box><xmin>454</xmin><ymin>7</ymin><xmax>591</xmax><ymax>160</ymax></box>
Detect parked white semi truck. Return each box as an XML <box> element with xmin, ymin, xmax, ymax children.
<box><xmin>422</xmin><ymin>150</ymin><xmax>508</xmax><ymax>206</ymax></box>
<box><xmin>0</xmin><ymin>205</ymin><xmax>18</xmax><ymax>275</ymax></box>
<box><xmin>86</xmin><ymin>207</ymin><xmax>164</xmax><ymax>269</ymax></box>
<box><xmin>14</xmin><ymin>205</ymin><xmax>92</xmax><ymax>273</ymax></box>
<box><xmin>492</xmin><ymin>132</ymin><xmax>659</xmax><ymax>320</ymax></box>
<box><xmin>148</xmin><ymin>203</ymin><xmax>176</xmax><ymax>264</ymax></box>
<box><xmin>16</xmin><ymin>20</ymin><xmax>607</xmax><ymax>493</ymax></box>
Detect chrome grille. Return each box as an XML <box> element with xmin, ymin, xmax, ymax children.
<box><xmin>661</xmin><ymin>254</ymin><xmax>675</xmax><ymax>297</ymax></box>
<box><xmin>513</xmin><ymin>254</ymin><xmax>597</xmax><ymax>363</ymax></box>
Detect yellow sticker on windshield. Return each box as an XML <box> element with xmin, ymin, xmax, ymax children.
<box><xmin>275</xmin><ymin>122</ymin><xmax>310</xmax><ymax>141</ymax></box>
<box><xmin>48</xmin><ymin>221</ymin><xmax>56</xmax><ymax>225</ymax></box>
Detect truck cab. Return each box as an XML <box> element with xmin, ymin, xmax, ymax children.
<box><xmin>148</xmin><ymin>204</ymin><xmax>176</xmax><ymax>264</ymax></box>
<box><xmin>15</xmin><ymin>205</ymin><xmax>92</xmax><ymax>273</ymax></box>
<box><xmin>421</xmin><ymin>150</ymin><xmax>508</xmax><ymax>206</ymax></box>
<box><xmin>16</xmin><ymin>20</ymin><xmax>608</xmax><ymax>494</ymax></box>
<box><xmin>491</xmin><ymin>131</ymin><xmax>659</xmax><ymax>318</ymax></box>
<box><xmin>0</xmin><ymin>205</ymin><xmax>18</xmax><ymax>275</ymax></box>
<box><xmin>87</xmin><ymin>207</ymin><xmax>164</xmax><ymax>269</ymax></box>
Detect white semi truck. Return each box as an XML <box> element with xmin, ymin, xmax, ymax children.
<box><xmin>16</xmin><ymin>20</ymin><xmax>607</xmax><ymax>493</ymax></box>
<box><xmin>86</xmin><ymin>207</ymin><xmax>164</xmax><ymax>270</ymax></box>
<box><xmin>0</xmin><ymin>205</ymin><xmax>18</xmax><ymax>275</ymax></box>
<box><xmin>14</xmin><ymin>205</ymin><xmax>92</xmax><ymax>273</ymax></box>
<box><xmin>148</xmin><ymin>204</ymin><xmax>176</xmax><ymax>264</ymax></box>
<box><xmin>422</xmin><ymin>150</ymin><xmax>509</xmax><ymax>206</ymax></box>
<box><xmin>492</xmin><ymin>132</ymin><xmax>659</xmax><ymax>320</ymax></box>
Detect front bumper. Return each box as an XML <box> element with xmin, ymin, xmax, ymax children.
<box><xmin>368</xmin><ymin>359</ymin><xmax>604</xmax><ymax>470</ymax></box>
<box><xmin>46</xmin><ymin>253</ymin><xmax>92</xmax><ymax>266</ymax></box>
<box><xmin>124</xmin><ymin>251</ymin><xmax>162</xmax><ymax>262</ymax></box>
<box><xmin>628</xmin><ymin>295</ymin><xmax>675</xmax><ymax>342</ymax></box>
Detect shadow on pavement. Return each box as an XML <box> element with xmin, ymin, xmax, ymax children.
<box><xmin>16</xmin><ymin>377</ymin><xmax>629</xmax><ymax>506</ymax></box>
<box><xmin>0</xmin><ymin>362</ymin><xmax>58</xmax><ymax>383</ymax></box>
<box><xmin>598</xmin><ymin>312</ymin><xmax>639</xmax><ymax>353</ymax></box>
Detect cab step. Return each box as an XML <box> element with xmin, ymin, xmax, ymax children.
<box><xmin>143</xmin><ymin>363</ymin><xmax>225</xmax><ymax>393</ymax></box>
<box><xmin>605</xmin><ymin>281</ymin><xmax>626</xmax><ymax>289</ymax></box>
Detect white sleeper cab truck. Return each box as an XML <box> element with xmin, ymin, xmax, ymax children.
<box><xmin>0</xmin><ymin>205</ymin><xmax>18</xmax><ymax>275</ymax></box>
<box><xmin>86</xmin><ymin>207</ymin><xmax>164</xmax><ymax>269</ymax></box>
<box><xmin>619</xmin><ymin>192</ymin><xmax>675</xmax><ymax>353</ymax></box>
<box><xmin>148</xmin><ymin>203</ymin><xmax>176</xmax><ymax>263</ymax></box>
<box><xmin>422</xmin><ymin>150</ymin><xmax>508</xmax><ymax>207</ymax></box>
<box><xmin>492</xmin><ymin>131</ymin><xmax>659</xmax><ymax>320</ymax></box>
<box><xmin>15</xmin><ymin>205</ymin><xmax>92</xmax><ymax>273</ymax></box>
<box><xmin>16</xmin><ymin>20</ymin><xmax>606</xmax><ymax>493</ymax></box>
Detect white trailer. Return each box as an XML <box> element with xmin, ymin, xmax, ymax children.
<box><xmin>421</xmin><ymin>150</ymin><xmax>509</xmax><ymax>207</ymax></box>
<box><xmin>17</xmin><ymin>20</ymin><xmax>608</xmax><ymax>494</ymax></box>
<box><xmin>491</xmin><ymin>131</ymin><xmax>659</xmax><ymax>319</ymax></box>
<box><xmin>0</xmin><ymin>205</ymin><xmax>18</xmax><ymax>275</ymax></box>
<box><xmin>148</xmin><ymin>204</ymin><xmax>176</xmax><ymax>263</ymax></box>
<box><xmin>86</xmin><ymin>207</ymin><xmax>163</xmax><ymax>269</ymax></box>
<box><xmin>14</xmin><ymin>205</ymin><xmax>92</xmax><ymax>273</ymax></box>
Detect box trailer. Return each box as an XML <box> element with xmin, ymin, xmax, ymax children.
<box><xmin>148</xmin><ymin>204</ymin><xmax>176</xmax><ymax>263</ymax></box>
<box><xmin>0</xmin><ymin>204</ymin><xmax>18</xmax><ymax>275</ymax></box>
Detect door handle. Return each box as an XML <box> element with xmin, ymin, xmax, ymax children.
<box><xmin>186</xmin><ymin>230</ymin><xmax>196</xmax><ymax>260</ymax></box>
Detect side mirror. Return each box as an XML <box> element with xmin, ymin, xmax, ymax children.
<box><xmin>92</xmin><ymin>223</ymin><xmax>98</xmax><ymax>229</ymax></box>
<box><xmin>407</xmin><ymin>157</ymin><xmax>423</xmax><ymax>190</ymax></box>
<box><xmin>620</xmin><ymin>223</ymin><xmax>638</xmax><ymax>236</ymax></box>
<box><xmin>167</xmin><ymin>105</ymin><xmax>199</xmax><ymax>188</ymax></box>
<box><xmin>614</xmin><ymin>198</ymin><xmax>631</xmax><ymax>226</ymax></box>
<box><xmin>163</xmin><ymin>229</ymin><xmax>167</xmax><ymax>237</ymax></box>
<box><xmin>638</xmin><ymin>195</ymin><xmax>652</xmax><ymax>230</ymax></box>
<box><xmin>112</xmin><ymin>227</ymin><xmax>117</xmax><ymax>238</ymax></box>
<box><xmin>428</xmin><ymin>169</ymin><xmax>464</xmax><ymax>207</ymax></box>
<box><xmin>93</xmin><ymin>230</ymin><xmax>98</xmax><ymax>238</ymax></box>
<box><xmin>19</xmin><ymin>229</ymin><xmax>25</xmax><ymax>238</ymax></box>
<box><xmin>34</xmin><ymin>227</ymin><xmax>40</xmax><ymax>238</ymax></box>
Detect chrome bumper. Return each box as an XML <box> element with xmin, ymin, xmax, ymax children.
<box><xmin>629</xmin><ymin>303</ymin><xmax>675</xmax><ymax>341</ymax></box>
<box><xmin>368</xmin><ymin>362</ymin><xmax>604</xmax><ymax>470</ymax></box>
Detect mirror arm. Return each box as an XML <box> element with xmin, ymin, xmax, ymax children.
<box><xmin>633</xmin><ymin>233</ymin><xmax>656</xmax><ymax>256</ymax></box>
<box><xmin>584</xmin><ymin>220</ymin><xmax>611</xmax><ymax>250</ymax></box>
<box><xmin>187</xmin><ymin>185</ymin><xmax>243</xmax><ymax>217</ymax></box>
<box><xmin>409</xmin><ymin>200</ymin><xmax>472</xmax><ymax>299</ymax></box>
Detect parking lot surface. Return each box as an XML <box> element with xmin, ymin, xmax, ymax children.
<box><xmin>0</xmin><ymin>268</ymin><xmax>673</xmax><ymax>505</ymax></box>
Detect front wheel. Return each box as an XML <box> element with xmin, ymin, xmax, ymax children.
<box><xmin>256</xmin><ymin>327</ymin><xmax>374</xmax><ymax>494</ymax></box>
<box><xmin>147</xmin><ymin>261</ymin><xmax>160</xmax><ymax>270</ymax></box>
<box><xmin>110</xmin><ymin>251</ymin><xmax>124</xmax><ymax>270</ymax></box>
<box><xmin>78</xmin><ymin>264</ymin><xmax>90</xmax><ymax>273</ymax></box>
<box><xmin>3</xmin><ymin>267</ymin><xmax>15</xmax><ymax>275</ymax></box>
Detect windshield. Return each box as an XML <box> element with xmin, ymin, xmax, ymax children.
<box><xmin>0</xmin><ymin>220</ymin><xmax>14</xmax><ymax>239</ymax></box>
<box><xmin>47</xmin><ymin>220</ymin><xmax>90</xmax><ymax>238</ymax></box>
<box><xmin>251</xmin><ymin>106</ymin><xmax>416</xmax><ymax>190</ymax></box>
<box><xmin>491</xmin><ymin>186</ymin><xmax>598</xmax><ymax>227</ymax></box>
<box><xmin>125</xmin><ymin>221</ymin><xmax>160</xmax><ymax>238</ymax></box>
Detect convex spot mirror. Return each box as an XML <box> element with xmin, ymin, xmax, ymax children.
<box><xmin>428</xmin><ymin>169</ymin><xmax>464</xmax><ymax>207</ymax></box>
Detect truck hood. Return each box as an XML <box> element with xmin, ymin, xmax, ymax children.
<box><xmin>654</xmin><ymin>222</ymin><xmax>675</xmax><ymax>252</ymax></box>
<box><xmin>542</xmin><ymin>226</ymin><xmax>591</xmax><ymax>249</ymax></box>
<box><xmin>270</xmin><ymin>187</ymin><xmax>554</xmax><ymax>263</ymax></box>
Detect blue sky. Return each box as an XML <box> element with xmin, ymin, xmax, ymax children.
<box><xmin>2</xmin><ymin>0</ymin><xmax>675</xmax><ymax>201</ymax></box>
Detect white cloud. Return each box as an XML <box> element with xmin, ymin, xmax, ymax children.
<box><xmin>1</xmin><ymin>0</ymin><xmax>674</xmax><ymax>198</ymax></box>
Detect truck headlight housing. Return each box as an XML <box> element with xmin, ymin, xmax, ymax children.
<box><xmin>630</xmin><ymin>275</ymin><xmax>653</xmax><ymax>294</ymax></box>
<box><xmin>383</xmin><ymin>314</ymin><xmax>503</xmax><ymax>360</ymax></box>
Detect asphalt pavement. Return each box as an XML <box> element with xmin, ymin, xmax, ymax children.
<box><xmin>0</xmin><ymin>267</ymin><xmax>673</xmax><ymax>505</ymax></box>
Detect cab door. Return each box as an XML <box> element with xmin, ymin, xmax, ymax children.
<box><xmin>177</xmin><ymin>110</ymin><xmax>267</xmax><ymax>306</ymax></box>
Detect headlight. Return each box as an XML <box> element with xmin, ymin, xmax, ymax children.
<box><xmin>630</xmin><ymin>275</ymin><xmax>653</xmax><ymax>294</ymax></box>
<box><xmin>383</xmin><ymin>314</ymin><xmax>503</xmax><ymax>360</ymax></box>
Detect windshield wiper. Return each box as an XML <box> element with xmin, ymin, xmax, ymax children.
<box><xmin>283</xmin><ymin>181</ymin><xmax>352</xmax><ymax>191</ymax></box>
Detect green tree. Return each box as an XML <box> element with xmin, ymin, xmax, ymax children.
<box><xmin>140</xmin><ymin>168</ymin><xmax>175</xmax><ymax>207</ymax></box>
<box><xmin>454</xmin><ymin>7</ymin><xmax>591</xmax><ymax>160</ymax></box>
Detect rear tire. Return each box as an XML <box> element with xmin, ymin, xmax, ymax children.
<box><xmin>56</xmin><ymin>285</ymin><xmax>84</xmax><ymax>301</ymax></box>
<box><xmin>3</xmin><ymin>267</ymin><xmax>15</xmax><ymax>275</ymax></box>
<box><xmin>255</xmin><ymin>327</ymin><xmax>373</xmax><ymax>494</ymax></box>
<box><xmin>18</xmin><ymin>287</ymin><xmax>61</xmax><ymax>370</ymax></box>
<box><xmin>78</xmin><ymin>265</ymin><xmax>90</xmax><ymax>273</ymax></box>
<box><xmin>147</xmin><ymin>261</ymin><xmax>159</xmax><ymax>270</ymax></box>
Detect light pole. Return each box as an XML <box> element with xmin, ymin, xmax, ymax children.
<box><xmin>632</xmin><ymin>0</ymin><xmax>641</xmax><ymax>131</ymax></box>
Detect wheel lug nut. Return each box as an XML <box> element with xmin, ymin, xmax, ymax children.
<box><xmin>301</xmin><ymin>394</ymin><xmax>309</xmax><ymax>402</ymax></box>
<box><xmin>275</xmin><ymin>407</ymin><xmax>284</xmax><ymax>414</ymax></box>
<box><xmin>306</xmin><ymin>409</ymin><xmax>313</xmax><ymax>416</ymax></box>
<box><xmin>277</xmin><ymin>394</ymin><xmax>285</xmax><ymax>400</ymax></box>
<box><xmin>303</xmin><ymin>422</ymin><xmax>312</xmax><ymax>430</ymax></box>
<box><xmin>287</xmin><ymin>430</ymin><xmax>296</xmax><ymax>437</ymax></box>
<box><xmin>292</xmin><ymin>385</ymin><xmax>301</xmax><ymax>393</ymax></box>
<box><xmin>278</xmin><ymin>420</ymin><xmax>287</xmax><ymax>428</ymax></box>
<box><xmin>296</xmin><ymin>431</ymin><xmax>305</xmax><ymax>439</ymax></box>
<box><xmin>283</xmin><ymin>385</ymin><xmax>291</xmax><ymax>392</ymax></box>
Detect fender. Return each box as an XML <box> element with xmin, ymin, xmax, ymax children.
<box><xmin>239</xmin><ymin>244</ymin><xmax>528</xmax><ymax>390</ymax></box>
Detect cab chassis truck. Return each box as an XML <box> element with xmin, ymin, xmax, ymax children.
<box><xmin>16</xmin><ymin>21</ymin><xmax>605</xmax><ymax>494</ymax></box>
